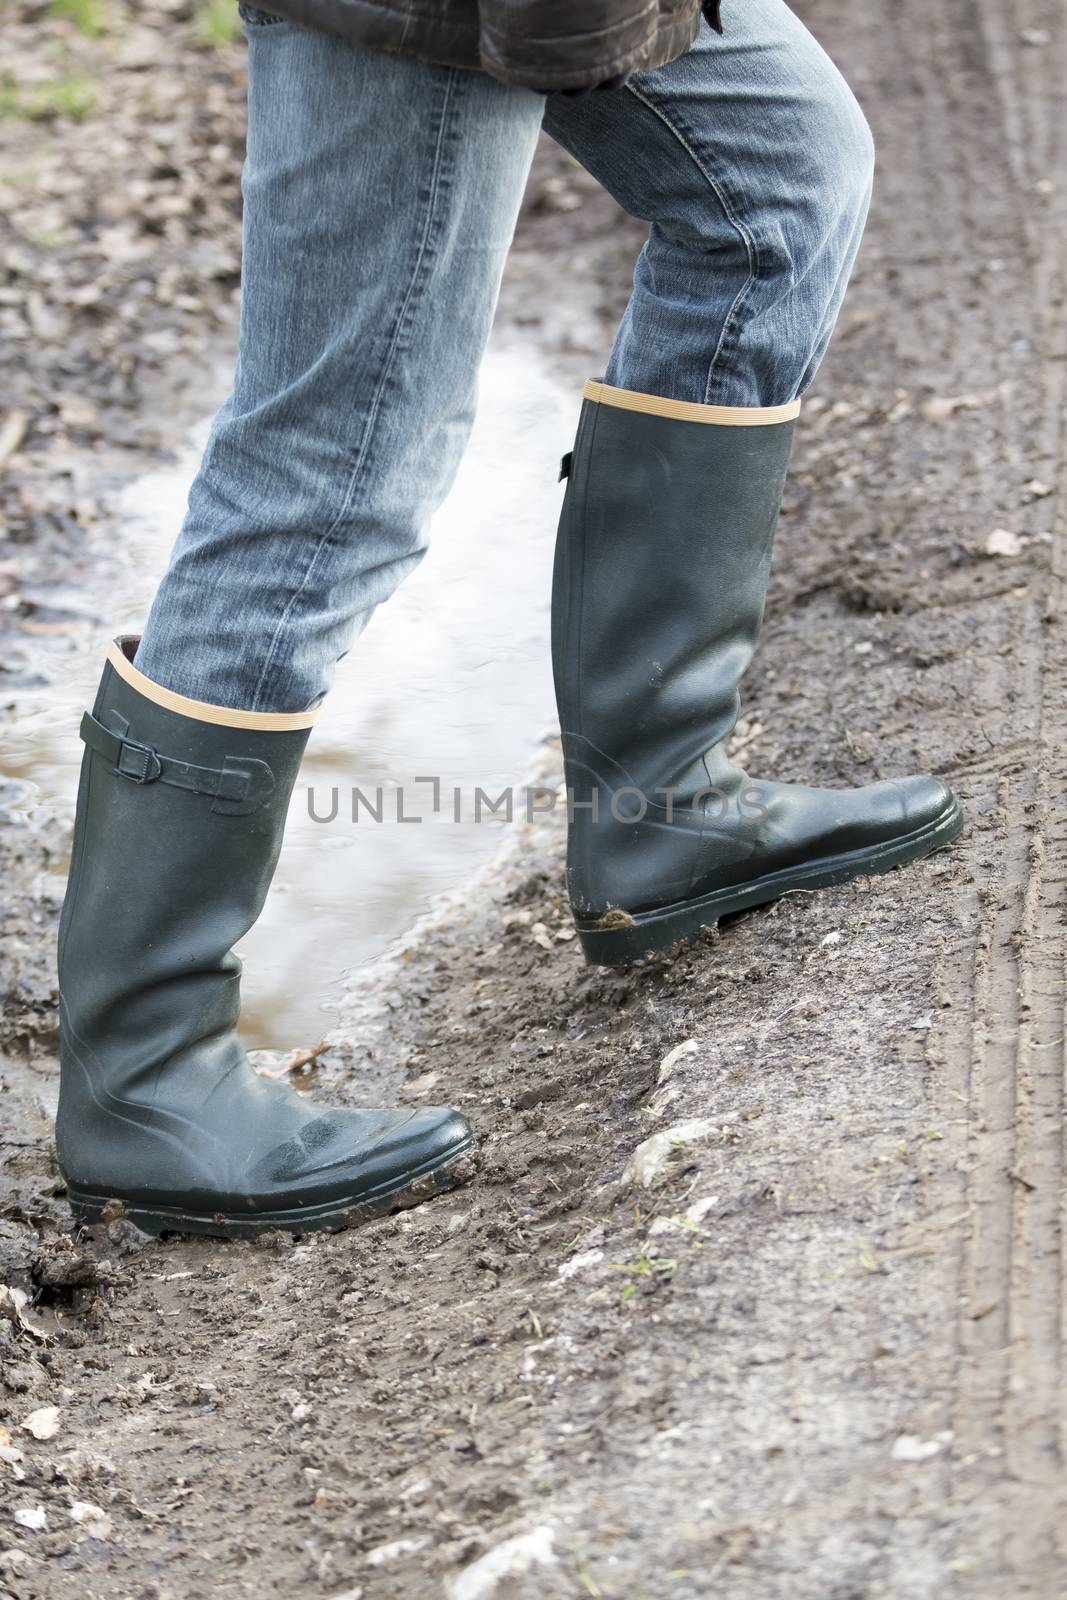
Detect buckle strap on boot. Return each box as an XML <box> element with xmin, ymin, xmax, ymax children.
<box><xmin>79</xmin><ymin>712</ymin><xmax>276</xmax><ymax>816</ymax></box>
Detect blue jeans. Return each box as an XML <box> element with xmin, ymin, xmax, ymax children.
<box><xmin>135</xmin><ymin>0</ymin><xmax>873</xmax><ymax>713</ymax></box>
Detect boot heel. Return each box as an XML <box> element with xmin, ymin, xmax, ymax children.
<box><xmin>575</xmin><ymin>900</ymin><xmax>714</xmax><ymax>966</ymax></box>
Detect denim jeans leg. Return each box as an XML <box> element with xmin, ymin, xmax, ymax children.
<box><xmin>543</xmin><ymin>0</ymin><xmax>875</xmax><ymax>407</ymax></box>
<box><xmin>135</xmin><ymin>21</ymin><xmax>543</xmax><ymax>713</ymax></box>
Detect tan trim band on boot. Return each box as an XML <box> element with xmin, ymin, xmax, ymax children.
<box><xmin>106</xmin><ymin>638</ymin><xmax>323</xmax><ymax>732</ymax></box>
<box><xmin>583</xmin><ymin>380</ymin><xmax>802</xmax><ymax>428</ymax></box>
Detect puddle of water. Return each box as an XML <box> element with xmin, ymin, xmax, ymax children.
<box><xmin>4</xmin><ymin>334</ymin><xmax>573</xmax><ymax>1048</ymax></box>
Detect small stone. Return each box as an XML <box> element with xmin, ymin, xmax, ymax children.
<box><xmin>556</xmin><ymin>1248</ymin><xmax>604</xmax><ymax>1282</ymax></box>
<box><xmin>649</xmin><ymin>1194</ymin><xmax>719</xmax><ymax>1237</ymax></box>
<box><xmin>0</xmin><ymin>1548</ymin><xmax>36</xmax><ymax>1573</ymax></box>
<box><xmin>365</xmin><ymin>1536</ymin><xmax>427</xmax><ymax>1566</ymax></box>
<box><xmin>984</xmin><ymin>528</ymin><xmax>1023</xmax><ymax>558</ymax></box>
<box><xmin>892</xmin><ymin>1431</ymin><xmax>951</xmax><ymax>1462</ymax></box>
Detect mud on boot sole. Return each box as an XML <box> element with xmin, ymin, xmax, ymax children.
<box><xmin>66</xmin><ymin>1138</ymin><xmax>478</xmax><ymax>1241</ymax></box>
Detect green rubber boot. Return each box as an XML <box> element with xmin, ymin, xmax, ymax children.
<box><xmin>552</xmin><ymin>382</ymin><xmax>962</xmax><ymax>965</ymax></box>
<box><xmin>57</xmin><ymin>638</ymin><xmax>474</xmax><ymax>1237</ymax></box>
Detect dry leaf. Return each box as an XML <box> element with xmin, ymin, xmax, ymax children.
<box><xmin>0</xmin><ymin>1284</ymin><xmax>50</xmax><ymax>1342</ymax></box>
<box><xmin>19</xmin><ymin>1406</ymin><xmax>61</xmax><ymax>1442</ymax></box>
<box><xmin>657</xmin><ymin>1039</ymin><xmax>700</xmax><ymax>1085</ymax></box>
<box><xmin>69</xmin><ymin>1501</ymin><xmax>111</xmax><ymax>1538</ymax></box>
<box><xmin>921</xmin><ymin>392</ymin><xmax>988</xmax><ymax>421</ymax></box>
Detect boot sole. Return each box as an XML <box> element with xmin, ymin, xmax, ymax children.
<box><xmin>575</xmin><ymin>793</ymin><xmax>964</xmax><ymax>967</ymax></box>
<box><xmin>66</xmin><ymin>1136</ymin><xmax>477</xmax><ymax>1241</ymax></box>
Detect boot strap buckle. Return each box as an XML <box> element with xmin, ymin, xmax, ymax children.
<box><xmin>79</xmin><ymin>711</ymin><xmax>274</xmax><ymax>816</ymax></box>
<box><xmin>114</xmin><ymin>737</ymin><xmax>162</xmax><ymax>784</ymax></box>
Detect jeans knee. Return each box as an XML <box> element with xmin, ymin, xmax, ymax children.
<box><xmin>838</xmin><ymin>92</ymin><xmax>875</xmax><ymax>221</ymax></box>
<box><xmin>804</xmin><ymin>71</ymin><xmax>875</xmax><ymax>239</ymax></box>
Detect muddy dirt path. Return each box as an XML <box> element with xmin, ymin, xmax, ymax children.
<box><xmin>3</xmin><ymin>1</ymin><xmax>1066</xmax><ymax>1597</ymax></box>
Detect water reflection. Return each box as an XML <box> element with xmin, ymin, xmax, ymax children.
<box><xmin>4</xmin><ymin>335</ymin><xmax>571</xmax><ymax>1047</ymax></box>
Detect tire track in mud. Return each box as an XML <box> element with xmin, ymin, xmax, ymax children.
<box><xmin>910</xmin><ymin>0</ymin><xmax>1067</xmax><ymax>1584</ymax></box>
<box><xmin>802</xmin><ymin>0</ymin><xmax>1066</xmax><ymax>1581</ymax></box>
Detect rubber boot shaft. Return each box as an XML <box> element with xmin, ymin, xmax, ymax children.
<box><xmin>57</xmin><ymin>642</ymin><xmax>472</xmax><ymax>1235</ymax></box>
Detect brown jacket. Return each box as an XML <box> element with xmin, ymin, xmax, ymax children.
<box><xmin>258</xmin><ymin>2</ymin><xmax>721</xmax><ymax>92</ymax></box>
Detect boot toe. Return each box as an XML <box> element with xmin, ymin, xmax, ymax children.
<box><xmin>826</xmin><ymin>772</ymin><xmax>958</xmax><ymax>847</ymax></box>
<box><xmin>379</xmin><ymin>1105</ymin><xmax>474</xmax><ymax>1171</ymax></box>
<box><xmin>770</xmin><ymin>772</ymin><xmax>959</xmax><ymax>858</ymax></box>
<box><xmin>259</xmin><ymin>1103</ymin><xmax>473</xmax><ymax>1203</ymax></box>
<box><xmin>890</xmin><ymin>773</ymin><xmax>957</xmax><ymax>831</ymax></box>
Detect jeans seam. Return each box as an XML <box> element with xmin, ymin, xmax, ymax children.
<box><xmin>250</xmin><ymin>69</ymin><xmax>462</xmax><ymax>712</ymax></box>
<box><xmin>622</xmin><ymin>80</ymin><xmax>761</xmax><ymax>404</ymax></box>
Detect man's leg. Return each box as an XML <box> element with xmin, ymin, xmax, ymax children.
<box><xmin>544</xmin><ymin>0</ymin><xmax>874</xmax><ymax>406</ymax></box>
<box><xmin>543</xmin><ymin>3</ymin><xmax>960</xmax><ymax>965</ymax></box>
<box><xmin>135</xmin><ymin>11</ymin><xmax>544</xmax><ymax>713</ymax></box>
<box><xmin>56</xmin><ymin>22</ymin><xmax>544</xmax><ymax>1236</ymax></box>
